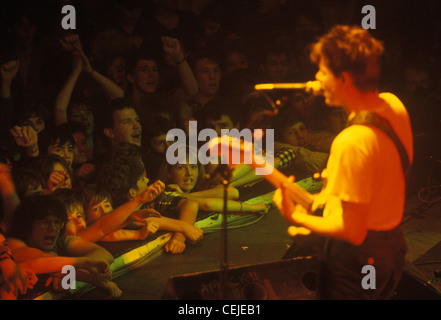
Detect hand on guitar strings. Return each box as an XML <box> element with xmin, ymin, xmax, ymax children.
<box><xmin>273</xmin><ymin>176</ymin><xmax>312</xmax><ymax>237</ymax></box>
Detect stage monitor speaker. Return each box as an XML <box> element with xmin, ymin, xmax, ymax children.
<box><xmin>162</xmin><ymin>256</ymin><xmax>320</xmax><ymax>300</ymax></box>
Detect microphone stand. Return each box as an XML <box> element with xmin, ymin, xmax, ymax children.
<box><xmin>217</xmin><ymin>164</ymin><xmax>233</xmax><ymax>300</ymax></box>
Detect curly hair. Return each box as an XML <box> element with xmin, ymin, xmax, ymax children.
<box><xmin>310</xmin><ymin>25</ymin><xmax>384</xmax><ymax>92</ymax></box>
<box><xmin>7</xmin><ymin>194</ymin><xmax>67</xmax><ymax>244</ymax></box>
<box><xmin>96</xmin><ymin>143</ymin><xmax>145</xmax><ymax>208</ymax></box>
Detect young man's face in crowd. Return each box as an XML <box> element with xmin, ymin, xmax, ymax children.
<box><xmin>71</xmin><ymin>131</ymin><xmax>89</xmax><ymax>164</ymax></box>
<box><xmin>87</xmin><ymin>197</ymin><xmax>113</xmax><ymax>224</ymax></box>
<box><xmin>69</xmin><ymin>103</ymin><xmax>94</xmax><ymax>137</ymax></box>
<box><xmin>324</xmin><ymin>107</ymin><xmax>347</xmax><ymax>134</ymax></box>
<box><xmin>194</xmin><ymin>58</ymin><xmax>221</xmax><ymax>97</ymax></box>
<box><xmin>130</xmin><ymin>59</ymin><xmax>159</xmax><ymax>94</ymax></box>
<box><xmin>149</xmin><ymin>134</ymin><xmax>171</xmax><ymax>154</ymax></box>
<box><xmin>47</xmin><ymin>140</ymin><xmax>74</xmax><ymax>169</ymax></box>
<box><xmin>20</xmin><ymin>112</ymin><xmax>45</xmax><ymax>134</ymax></box>
<box><xmin>264</xmin><ymin>53</ymin><xmax>290</xmax><ymax>83</ymax></box>
<box><xmin>65</xmin><ymin>205</ymin><xmax>87</xmax><ymax>236</ymax></box>
<box><xmin>224</xmin><ymin>51</ymin><xmax>249</xmax><ymax>74</ymax></box>
<box><xmin>107</xmin><ymin>57</ymin><xmax>126</xmax><ymax>88</ymax></box>
<box><xmin>282</xmin><ymin>121</ymin><xmax>308</xmax><ymax>147</ymax></box>
<box><xmin>106</xmin><ymin>107</ymin><xmax>142</xmax><ymax>147</ymax></box>
<box><xmin>289</xmin><ymin>91</ymin><xmax>316</xmax><ymax>117</ymax></box>
<box><xmin>205</xmin><ymin>114</ymin><xmax>235</xmax><ymax>137</ymax></box>
<box><xmin>29</xmin><ymin>215</ymin><xmax>65</xmax><ymax>252</ymax></box>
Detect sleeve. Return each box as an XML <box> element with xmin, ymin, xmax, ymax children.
<box><xmin>274</xmin><ymin>147</ymin><xmax>296</xmax><ymax>169</ymax></box>
<box><xmin>324</xmin><ymin>128</ymin><xmax>375</xmax><ymax>204</ymax></box>
<box><xmin>152</xmin><ymin>191</ymin><xmax>185</xmax><ymax>219</ymax></box>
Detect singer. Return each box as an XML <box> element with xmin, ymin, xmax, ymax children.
<box><xmin>273</xmin><ymin>25</ymin><xmax>413</xmax><ymax>299</ymax></box>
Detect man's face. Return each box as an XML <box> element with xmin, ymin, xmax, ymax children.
<box><xmin>315</xmin><ymin>58</ymin><xmax>345</xmax><ymax>107</ymax></box>
<box><xmin>72</xmin><ymin>131</ymin><xmax>89</xmax><ymax>164</ymax></box>
<box><xmin>20</xmin><ymin>113</ymin><xmax>45</xmax><ymax>134</ymax></box>
<box><xmin>289</xmin><ymin>92</ymin><xmax>316</xmax><ymax>117</ymax></box>
<box><xmin>130</xmin><ymin>59</ymin><xmax>159</xmax><ymax>94</ymax></box>
<box><xmin>66</xmin><ymin>205</ymin><xmax>87</xmax><ymax>235</ymax></box>
<box><xmin>404</xmin><ymin>68</ymin><xmax>430</xmax><ymax>95</ymax></box>
<box><xmin>205</xmin><ymin>115</ymin><xmax>235</xmax><ymax>136</ymax></box>
<box><xmin>324</xmin><ymin>107</ymin><xmax>347</xmax><ymax>134</ymax></box>
<box><xmin>224</xmin><ymin>52</ymin><xmax>249</xmax><ymax>73</ymax></box>
<box><xmin>107</xmin><ymin>57</ymin><xmax>126</xmax><ymax>87</ymax></box>
<box><xmin>129</xmin><ymin>169</ymin><xmax>150</xmax><ymax>200</ymax></box>
<box><xmin>149</xmin><ymin>134</ymin><xmax>170</xmax><ymax>154</ymax></box>
<box><xmin>69</xmin><ymin>104</ymin><xmax>94</xmax><ymax>136</ymax></box>
<box><xmin>282</xmin><ymin>121</ymin><xmax>308</xmax><ymax>147</ymax></box>
<box><xmin>264</xmin><ymin>53</ymin><xmax>290</xmax><ymax>83</ymax></box>
<box><xmin>87</xmin><ymin>198</ymin><xmax>113</xmax><ymax>224</ymax></box>
<box><xmin>47</xmin><ymin>140</ymin><xmax>74</xmax><ymax>169</ymax></box>
<box><xmin>29</xmin><ymin>215</ymin><xmax>64</xmax><ymax>252</ymax></box>
<box><xmin>107</xmin><ymin>108</ymin><xmax>142</xmax><ymax>146</ymax></box>
<box><xmin>195</xmin><ymin>58</ymin><xmax>221</xmax><ymax>97</ymax></box>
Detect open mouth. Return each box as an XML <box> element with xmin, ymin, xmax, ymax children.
<box><xmin>132</xmin><ymin>133</ymin><xmax>141</xmax><ymax>141</ymax></box>
<box><xmin>44</xmin><ymin>235</ymin><xmax>56</xmax><ymax>246</ymax></box>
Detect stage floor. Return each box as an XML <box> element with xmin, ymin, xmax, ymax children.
<box><xmin>74</xmin><ymin>179</ymin><xmax>441</xmax><ymax>300</ymax></box>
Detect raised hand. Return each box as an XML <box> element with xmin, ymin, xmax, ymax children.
<box><xmin>162</xmin><ymin>36</ymin><xmax>185</xmax><ymax>64</ymax></box>
<box><xmin>59</xmin><ymin>34</ymin><xmax>84</xmax><ymax>55</ymax></box>
<box><xmin>45</xmin><ymin>170</ymin><xmax>70</xmax><ymax>193</ymax></box>
<box><xmin>0</xmin><ymin>60</ymin><xmax>19</xmax><ymax>82</ymax></box>
<box><xmin>139</xmin><ymin>180</ymin><xmax>165</xmax><ymax>203</ymax></box>
<box><xmin>59</xmin><ymin>34</ymin><xmax>94</xmax><ymax>74</ymax></box>
<box><xmin>10</xmin><ymin>125</ymin><xmax>38</xmax><ymax>148</ymax></box>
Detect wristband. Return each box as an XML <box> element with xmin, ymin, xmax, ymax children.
<box><xmin>175</xmin><ymin>57</ymin><xmax>186</xmax><ymax>65</ymax></box>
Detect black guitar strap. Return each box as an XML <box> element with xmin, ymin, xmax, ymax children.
<box><xmin>347</xmin><ymin>111</ymin><xmax>410</xmax><ymax>176</ymax></box>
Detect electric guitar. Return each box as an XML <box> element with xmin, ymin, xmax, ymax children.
<box><xmin>208</xmin><ymin>136</ymin><xmax>319</xmax><ymax>215</ymax></box>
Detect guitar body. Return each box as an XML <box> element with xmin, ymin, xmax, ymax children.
<box><xmin>209</xmin><ymin>136</ymin><xmax>316</xmax><ymax>212</ymax></box>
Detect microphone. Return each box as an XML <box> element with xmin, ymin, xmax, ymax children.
<box><xmin>254</xmin><ymin>80</ymin><xmax>323</xmax><ymax>95</ymax></box>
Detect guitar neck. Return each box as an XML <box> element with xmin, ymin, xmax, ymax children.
<box><xmin>211</xmin><ymin>136</ymin><xmax>315</xmax><ymax>211</ymax></box>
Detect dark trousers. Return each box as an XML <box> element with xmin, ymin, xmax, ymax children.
<box><xmin>318</xmin><ymin>226</ymin><xmax>407</xmax><ymax>300</ymax></box>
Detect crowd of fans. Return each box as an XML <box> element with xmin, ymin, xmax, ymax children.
<box><xmin>0</xmin><ymin>0</ymin><xmax>440</xmax><ymax>299</ymax></box>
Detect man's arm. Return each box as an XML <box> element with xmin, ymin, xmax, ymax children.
<box><xmin>64</xmin><ymin>237</ymin><xmax>114</xmax><ymax>265</ymax></box>
<box><xmin>273</xmin><ymin>184</ymin><xmax>369</xmax><ymax>245</ymax></box>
